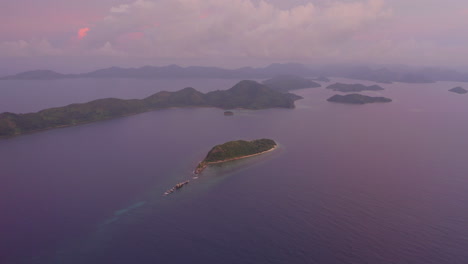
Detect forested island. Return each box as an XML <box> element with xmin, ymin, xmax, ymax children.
<box><xmin>327</xmin><ymin>94</ymin><xmax>392</xmax><ymax>104</ymax></box>
<box><xmin>326</xmin><ymin>83</ymin><xmax>384</xmax><ymax>92</ymax></box>
<box><xmin>0</xmin><ymin>81</ymin><xmax>301</xmax><ymax>138</ymax></box>
<box><xmin>195</xmin><ymin>139</ymin><xmax>277</xmax><ymax>174</ymax></box>
<box><xmin>449</xmin><ymin>87</ymin><xmax>467</xmax><ymax>94</ymax></box>
<box><xmin>262</xmin><ymin>75</ymin><xmax>321</xmax><ymax>92</ymax></box>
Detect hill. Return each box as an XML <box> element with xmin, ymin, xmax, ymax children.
<box><xmin>4</xmin><ymin>63</ymin><xmax>468</xmax><ymax>83</ymax></box>
<box><xmin>262</xmin><ymin>75</ymin><xmax>321</xmax><ymax>92</ymax></box>
<box><xmin>0</xmin><ymin>81</ymin><xmax>301</xmax><ymax>137</ymax></box>
<box><xmin>1</xmin><ymin>70</ymin><xmax>71</xmax><ymax>80</ymax></box>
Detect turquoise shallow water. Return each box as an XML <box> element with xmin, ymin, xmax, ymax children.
<box><xmin>1</xmin><ymin>78</ymin><xmax>468</xmax><ymax>263</ymax></box>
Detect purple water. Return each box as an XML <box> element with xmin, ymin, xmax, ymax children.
<box><xmin>1</xmin><ymin>78</ymin><xmax>468</xmax><ymax>263</ymax></box>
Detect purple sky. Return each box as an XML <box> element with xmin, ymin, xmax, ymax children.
<box><xmin>1</xmin><ymin>0</ymin><xmax>468</xmax><ymax>73</ymax></box>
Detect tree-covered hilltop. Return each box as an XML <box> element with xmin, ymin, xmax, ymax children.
<box><xmin>326</xmin><ymin>83</ymin><xmax>384</xmax><ymax>92</ymax></box>
<box><xmin>203</xmin><ymin>139</ymin><xmax>277</xmax><ymax>163</ymax></box>
<box><xmin>0</xmin><ymin>81</ymin><xmax>301</xmax><ymax>137</ymax></box>
<box><xmin>195</xmin><ymin>139</ymin><xmax>277</xmax><ymax>173</ymax></box>
<box><xmin>262</xmin><ymin>75</ymin><xmax>321</xmax><ymax>92</ymax></box>
<box><xmin>205</xmin><ymin>80</ymin><xmax>301</xmax><ymax>109</ymax></box>
<box><xmin>327</xmin><ymin>94</ymin><xmax>392</xmax><ymax>104</ymax></box>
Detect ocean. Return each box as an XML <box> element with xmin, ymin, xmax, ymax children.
<box><xmin>1</xmin><ymin>78</ymin><xmax>468</xmax><ymax>263</ymax></box>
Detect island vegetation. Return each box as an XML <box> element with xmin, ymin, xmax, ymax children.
<box><xmin>262</xmin><ymin>75</ymin><xmax>321</xmax><ymax>92</ymax></box>
<box><xmin>326</xmin><ymin>83</ymin><xmax>384</xmax><ymax>92</ymax></box>
<box><xmin>0</xmin><ymin>81</ymin><xmax>301</xmax><ymax>138</ymax></box>
<box><xmin>449</xmin><ymin>87</ymin><xmax>467</xmax><ymax>94</ymax></box>
<box><xmin>327</xmin><ymin>94</ymin><xmax>392</xmax><ymax>104</ymax></box>
<box><xmin>195</xmin><ymin>139</ymin><xmax>277</xmax><ymax>174</ymax></box>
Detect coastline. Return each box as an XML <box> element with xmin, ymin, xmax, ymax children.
<box><xmin>0</xmin><ymin>104</ymin><xmax>298</xmax><ymax>140</ymax></box>
<box><xmin>195</xmin><ymin>145</ymin><xmax>278</xmax><ymax>174</ymax></box>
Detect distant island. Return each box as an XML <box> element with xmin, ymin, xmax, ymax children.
<box><xmin>0</xmin><ymin>63</ymin><xmax>315</xmax><ymax>80</ymax></box>
<box><xmin>4</xmin><ymin>63</ymin><xmax>466</xmax><ymax>83</ymax></box>
<box><xmin>0</xmin><ymin>70</ymin><xmax>66</xmax><ymax>80</ymax></box>
<box><xmin>449</xmin><ymin>87</ymin><xmax>467</xmax><ymax>94</ymax></box>
<box><xmin>224</xmin><ymin>111</ymin><xmax>234</xmax><ymax>116</ymax></box>
<box><xmin>262</xmin><ymin>75</ymin><xmax>321</xmax><ymax>92</ymax></box>
<box><xmin>327</xmin><ymin>94</ymin><xmax>392</xmax><ymax>104</ymax></box>
<box><xmin>195</xmin><ymin>139</ymin><xmax>277</xmax><ymax>174</ymax></box>
<box><xmin>0</xmin><ymin>81</ymin><xmax>301</xmax><ymax>138</ymax></box>
<box><xmin>326</xmin><ymin>83</ymin><xmax>384</xmax><ymax>92</ymax></box>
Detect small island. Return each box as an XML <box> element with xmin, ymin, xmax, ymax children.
<box><xmin>195</xmin><ymin>139</ymin><xmax>277</xmax><ymax>174</ymax></box>
<box><xmin>326</xmin><ymin>83</ymin><xmax>384</xmax><ymax>92</ymax></box>
<box><xmin>449</xmin><ymin>87</ymin><xmax>467</xmax><ymax>94</ymax></box>
<box><xmin>327</xmin><ymin>94</ymin><xmax>392</xmax><ymax>104</ymax></box>
<box><xmin>224</xmin><ymin>111</ymin><xmax>234</xmax><ymax>116</ymax></box>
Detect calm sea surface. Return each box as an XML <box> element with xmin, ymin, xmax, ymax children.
<box><xmin>1</xmin><ymin>78</ymin><xmax>468</xmax><ymax>264</ymax></box>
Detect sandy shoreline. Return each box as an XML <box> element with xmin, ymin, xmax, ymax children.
<box><xmin>195</xmin><ymin>145</ymin><xmax>278</xmax><ymax>174</ymax></box>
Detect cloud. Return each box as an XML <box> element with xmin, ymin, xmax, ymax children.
<box><xmin>78</xmin><ymin>28</ymin><xmax>90</xmax><ymax>39</ymax></box>
<box><xmin>359</xmin><ymin>39</ymin><xmax>468</xmax><ymax>66</ymax></box>
<box><xmin>0</xmin><ymin>0</ymin><xmax>396</xmax><ymax>62</ymax></box>
<box><xmin>8</xmin><ymin>0</ymin><xmax>467</xmax><ymax>67</ymax></box>
<box><xmin>110</xmin><ymin>4</ymin><xmax>130</xmax><ymax>14</ymax></box>
<box><xmin>0</xmin><ymin>39</ymin><xmax>62</xmax><ymax>57</ymax></box>
<box><xmin>3</xmin><ymin>0</ymin><xmax>468</xmax><ymax>68</ymax></box>
<box><xmin>81</xmin><ymin>0</ymin><xmax>391</xmax><ymax>59</ymax></box>
<box><xmin>0</xmin><ymin>37</ymin><xmax>123</xmax><ymax>58</ymax></box>
<box><xmin>88</xmin><ymin>41</ymin><xmax>126</xmax><ymax>57</ymax></box>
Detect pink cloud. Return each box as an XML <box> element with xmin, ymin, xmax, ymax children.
<box><xmin>78</xmin><ymin>27</ymin><xmax>90</xmax><ymax>39</ymax></box>
<box><xmin>118</xmin><ymin>32</ymin><xmax>145</xmax><ymax>42</ymax></box>
<box><xmin>115</xmin><ymin>32</ymin><xmax>146</xmax><ymax>50</ymax></box>
<box><xmin>128</xmin><ymin>32</ymin><xmax>144</xmax><ymax>40</ymax></box>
